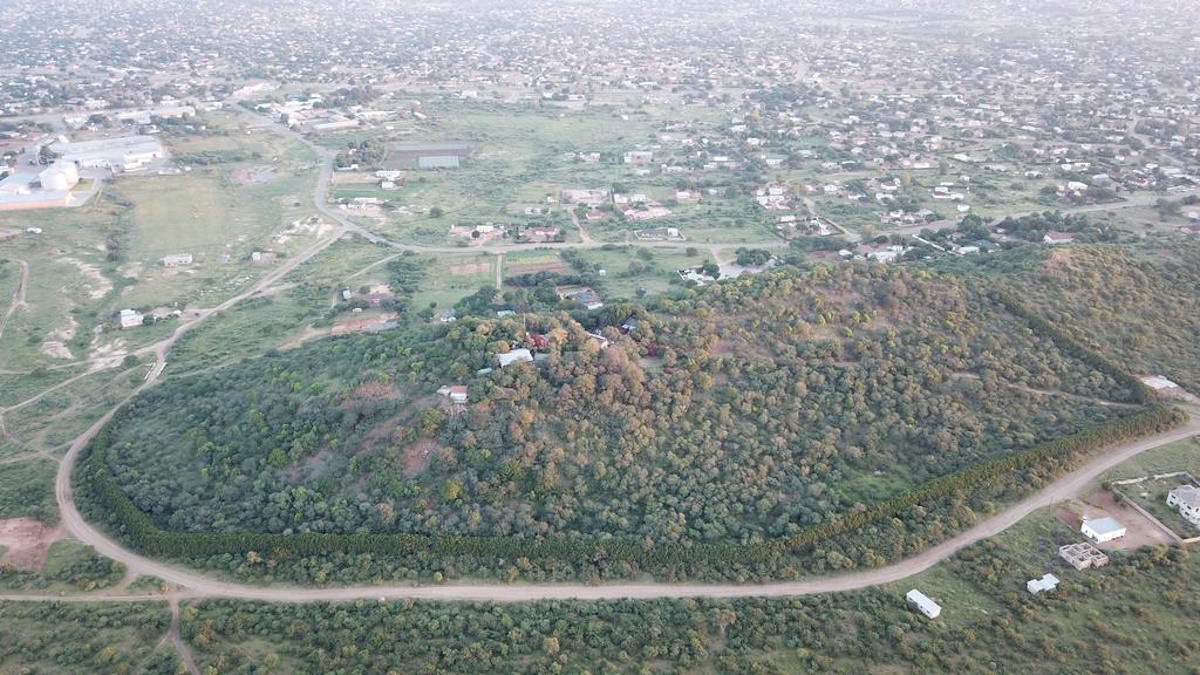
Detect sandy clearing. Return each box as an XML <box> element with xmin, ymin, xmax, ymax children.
<box><xmin>59</xmin><ymin>257</ymin><xmax>113</xmax><ymax>300</ymax></box>
<box><xmin>448</xmin><ymin>261</ymin><xmax>492</xmax><ymax>276</ymax></box>
<box><xmin>0</xmin><ymin>518</ymin><xmax>63</xmax><ymax>571</ymax></box>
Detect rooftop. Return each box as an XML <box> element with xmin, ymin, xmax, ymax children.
<box><xmin>1083</xmin><ymin>516</ymin><xmax>1125</xmax><ymax>535</ymax></box>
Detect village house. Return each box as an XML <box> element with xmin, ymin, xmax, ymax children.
<box><xmin>623</xmin><ymin>150</ymin><xmax>655</xmax><ymax>165</ymax></box>
<box><xmin>436</xmin><ymin>385</ymin><xmax>469</xmax><ymax>405</ymax></box>
<box><xmin>1081</xmin><ymin>516</ymin><xmax>1126</xmax><ymax>543</ymax></box>
<box><xmin>1043</xmin><ymin>231</ymin><xmax>1075</xmax><ymax>245</ymax></box>
<box><xmin>1166</xmin><ymin>484</ymin><xmax>1200</xmax><ymax>528</ymax></box>
<box><xmin>497</xmin><ymin>348</ymin><xmax>534</xmax><ymax>368</ymax></box>
<box><xmin>1026</xmin><ymin>574</ymin><xmax>1060</xmax><ymax>595</ymax></box>
<box><xmin>118</xmin><ymin>308</ymin><xmax>144</xmax><ymax>329</ymax></box>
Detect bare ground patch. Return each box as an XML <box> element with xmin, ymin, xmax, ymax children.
<box><xmin>1077</xmin><ymin>490</ymin><xmax>1175</xmax><ymax>551</ymax></box>
<box><xmin>448</xmin><ymin>261</ymin><xmax>492</xmax><ymax>276</ymax></box>
<box><xmin>59</xmin><ymin>257</ymin><xmax>113</xmax><ymax>300</ymax></box>
<box><xmin>403</xmin><ymin>439</ymin><xmax>440</xmax><ymax>476</ymax></box>
<box><xmin>0</xmin><ymin>518</ymin><xmax>63</xmax><ymax>571</ymax></box>
<box><xmin>348</xmin><ymin>382</ymin><xmax>402</xmax><ymax>402</ymax></box>
<box><xmin>507</xmin><ymin>260</ymin><xmax>569</xmax><ymax>276</ymax></box>
<box><xmin>232</xmin><ymin>165</ymin><xmax>278</xmax><ymax>186</ymax></box>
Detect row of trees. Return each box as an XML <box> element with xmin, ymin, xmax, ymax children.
<box><xmin>79</xmin><ymin>402</ymin><xmax>1180</xmax><ymax>581</ymax></box>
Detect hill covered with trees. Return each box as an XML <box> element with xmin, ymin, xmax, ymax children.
<box><xmin>77</xmin><ymin>263</ymin><xmax>1174</xmax><ymax>582</ymax></box>
<box><xmin>1010</xmin><ymin>241</ymin><xmax>1200</xmax><ymax>391</ymax></box>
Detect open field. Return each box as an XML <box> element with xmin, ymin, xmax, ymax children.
<box><xmin>0</xmin><ymin>458</ymin><xmax>58</xmax><ymax>524</ymax></box>
<box><xmin>3</xmin><ymin>366</ymin><xmax>143</xmax><ymax>454</ymax></box>
<box><xmin>409</xmin><ymin>251</ymin><xmax>497</xmax><ymax>310</ymax></box>
<box><xmin>1101</xmin><ymin>432</ymin><xmax>1200</xmax><ymax>481</ymax></box>
<box><xmin>563</xmin><ymin>245</ymin><xmax>708</xmax><ymax>298</ymax></box>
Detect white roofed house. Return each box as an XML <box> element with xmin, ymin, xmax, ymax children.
<box><xmin>905</xmin><ymin>589</ymin><xmax>941</xmax><ymax>618</ymax></box>
<box><xmin>1166</xmin><ymin>484</ymin><xmax>1200</xmax><ymax>528</ymax></box>
<box><xmin>437</xmin><ymin>385</ymin><xmax>469</xmax><ymax>405</ymax></box>
<box><xmin>118</xmin><ymin>308</ymin><xmax>144</xmax><ymax>330</ymax></box>
<box><xmin>161</xmin><ymin>253</ymin><xmax>193</xmax><ymax>267</ymax></box>
<box><xmin>1027</xmin><ymin>574</ymin><xmax>1060</xmax><ymax>595</ymax></box>
<box><xmin>497</xmin><ymin>348</ymin><xmax>534</xmax><ymax>368</ymax></box>
<box><xmin>1081</xmin><ymin>516</ymin><xmax>1126</xmax><ymax>543</ymax></box>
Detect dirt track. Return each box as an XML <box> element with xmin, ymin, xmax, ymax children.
<box><xmin>41</xmin><ymin>411</ymin><xmax>1199</xmax><ymax>604</ymax></box>
<box><xmin>0</xmin><ymin>258</ymin><xmax>29</xmax><ymax>343</ymax></box>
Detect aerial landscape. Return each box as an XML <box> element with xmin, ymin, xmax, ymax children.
<box><xmin>2</xmin><ymin>0</ymin><xmax>1200</xmax><ymax>672</ymax></box>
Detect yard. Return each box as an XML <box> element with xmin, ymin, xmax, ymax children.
<box><xmin>1116</xmin><ymin>475</ymin><xmax>1200</xmax><ymax>539</ymax></box>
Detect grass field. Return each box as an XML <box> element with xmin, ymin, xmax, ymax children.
<box><xmin>0</xmin><ymin>457</ymin><xmax>57</xmax><ymax>523</ymax></box>
<box><xmin>566</xmin><ymin>246</ymin><xmax>707</xmax><ymax>298</ymax></box>
<box><xmin>3</xmin><ymin>366</ymin><xmax>142</xmax><ymax>454</ymax></box>
<box><xmin>1102</xmin><ymin>436</ymin><xmax>1200</xmax><ymax>482</ymax></box>
<box><xmin>410</xmin><ymin>251</ymin><xmax>498</xmax><ymax>311</ymax></box>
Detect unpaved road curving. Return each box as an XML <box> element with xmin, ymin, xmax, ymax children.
<box><xmin>0</xmin><ymin>258</ymin><xmax>30</xmax><ymax>343</ymax></box>
<box><xmin>42</xmin><ymin>407</ymin><xmax>1199</xmax><ymax>604</ymax></box>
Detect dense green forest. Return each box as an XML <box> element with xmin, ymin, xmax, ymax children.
<box><xmin>178</xmin><ymin>530</ymin><xmax>1200</xmax><ymax>674</ymax></box>
<box><xmin>75</xmin><ymin>263</ymin><xmax>1179</xmax><ymax>582</ymax></box>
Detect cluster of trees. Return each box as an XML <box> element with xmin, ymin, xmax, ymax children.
<box><xmin>0</xmin><ymin>602</ymin><xmax>171</xmax><ymax>674</ymax></box>
<box><xmin>75</xmin><ymin>264</ymin><xmax>1180</xmax><ymax>582</ymax></box>
<box><xmin>0</xmin><ymin>457</ymin><xmax>56</xmax><ymax>524</ymax></box>
<box><xmin>175</xmin><ymin>149</ymin><xmax>263</xmax><ymax>166</ymax></box>
<box><xmin>992</xmin><ymin>212</ymin><xmax>1123</xmax><ymax>244</ymax></box>
<box><xmin>734</xmin><ymin>248</ymin><xmax>772</xmax><ymax>266</ymax></box>
<box><xmin>1011</xmin><ymin>242</ymin><xmax>1200</xmax><ymax>391</ymax></box>
<box><xmin>177</xmin><ymin>544</ymin><xmax>1200</xmax><ymax>674</ymax></box>
<box><xmin>1154</xmin><ymin>194</ymin><xmax>1199</xmax><ymax>220</ymax></box>
<box><xmin>335</xmin><ymin>140</ymin><xmax>387</xmax><ymax>169</ymax></box>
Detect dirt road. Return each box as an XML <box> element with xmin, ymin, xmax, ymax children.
<box><xmin>39</xmin><ymin>413</ymin><xmax>1198</xmax><ymax>604</ymax></box>
<box><xmin>569</xmin><ymin>208</ymin><xmax>594</xmax><ymax>244</ymax></box>
<box><xmin>0</xmin><ymin>258</ymin><xmax>29</xmax><ymax>343</ymax></box>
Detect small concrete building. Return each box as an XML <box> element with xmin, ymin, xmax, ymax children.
<box><xmin>1081</xmin><ymin>516</ymin><xmax>1126</xmax><ymax>544</ymax></box>
<box><xmin>1027</xmin><ymin>573</ymin><xmax>1060</xmax><ymax>595</ymax></box>
<box><xmin>161</xmin><ymin>253</ymin><xmax>193</xmax><ymax>266</ymax></box>
<box><xmin>905</xmin><ymin>589</ymin><xmax>941</xmax><ymax>619</ymax></box>
<box><xmin>118</xmin><ymin>309</ymin><xmax>144</xmax><ymax>330</ymax></box>
<box><xmin>437</xmin><ymin>385</ymin><xmax>469</xmax><ymax>405</ymax></box>
<box><xmin>497</xmin><ymin>349</ymin><xmax>534</xmax><ymax>368</ymax></box>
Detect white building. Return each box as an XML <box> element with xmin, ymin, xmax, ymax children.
<box><xmin>118</xmin><ymin>309</ymin><xmax>144</xmax><ymax>330</ymax></box>
<box><xmin>906</xmin><ymin>589</ymin><xmax>941</xmax><ymax>619</ymax></box>
<box><xmin>437</xmin><ymin>385</ymin><xmax>469</xmax><ymax>405</ymax></box>
<box><xmin>1027</xmin><ymin>574</ymin><xmax>1060</xmax><ymax>595</ymax></box>
<box><xmin>497</xmin><ymin>349</ymin><xmax>534</xmax><ymax>368</ymax></box>
<box><xmin>161</xmin><ymin>253</ymin><xmax>193</xmax><ymax>267</ymax></box>
<box><xmin>38</xmin><ymin>160</ymin><xmax>80</xmax><ymax>191</ymax></box>
<box><xmin>1166</xmin><ymin>484</ymin><xmax>1200</xmax><ymax>528</ymax></box>
<box><xmin>1081</xmin><ymin>516</ymin><xmax>1126</xmax><ymax>543</ymax></box>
